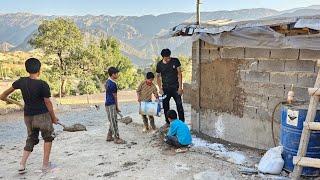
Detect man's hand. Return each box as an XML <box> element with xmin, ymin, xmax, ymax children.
<box><xmin>52</xmin><ymin>117</ymin><xmax>59</xmax><ymax>125</ymax></box>
<box><xmin>116</xmin><ymin>106</ymin><xmax>121</xmax><ymax>113</ymax></box>
<box><xmin>178</xmin><ymin>88</ymin><xmax>183</xmax><ymax>95</ymax></box>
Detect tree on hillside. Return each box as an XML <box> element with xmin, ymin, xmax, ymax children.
<box><xmin>29</xmin><ymin>18</ymin><xmax>83</xmax><ymax>96</ymax></box>
<box><xmin>75</xmin><ymin>37</ymin><xmax>143</xmax><ymax>90</ymax></box>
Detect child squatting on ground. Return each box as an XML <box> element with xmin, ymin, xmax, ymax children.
<box><xmin>136</xmin><ymin>72</ymin><xmax>159</xmax><ymax>133</ymax></box>
<box><xmin>165</xmin><ymin>110</ymin><xmax>192</xmax><ymax>152</ymax></box>
<box><xmin>0</xmin><ymin>58</ymin><xmax>59</xmax><ymax>173</ymax></box>
<box><xmin>105</xmin><ymin>67</ymin><xmax>126</xmax><ymax>144</ymax></box>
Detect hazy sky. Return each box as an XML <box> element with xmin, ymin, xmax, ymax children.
<box><xmin>0</xmin><ymin>0</ymin><xmax>319</xmax><ymax>16</ymax></box>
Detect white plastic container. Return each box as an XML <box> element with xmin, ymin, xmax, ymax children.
<box><xmin>140</xmin><ymin>101</ymin><xmax>161</xmax><ymax>117</ymax></box>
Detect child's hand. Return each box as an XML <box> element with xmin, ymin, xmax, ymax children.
<box><xmin>159</xmin><ymin>88</ymin><xmax>164</xmax><ymax>95</ymax></box>
<box><xmin>116</xmin><ymin>107</ymin><xmax>121</xmax><ymax>113</ymax></box>
<box><xmin>52</xmin><ymin>117</ymin><xmax>59</xmax><ymax>125</ymax></box>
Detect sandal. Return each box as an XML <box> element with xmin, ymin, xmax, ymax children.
<box><xmin>114</xmin><ymin>138</ymin><xmax>126</xmax><ymax>144</ymax></box>
<box><xmin>175</xmin><ymin>148</ymin><xmax>188</xmax><ymax>153</ymax></box>
<box><xmin>18</xmin><ymin>164</ymin><xmax>27</xmax><ymax>174</ymax></box>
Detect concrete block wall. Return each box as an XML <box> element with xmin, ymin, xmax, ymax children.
<box><xmin>188</xmin><ymin>40</ymin><xmax>320</xmax><ymax>149</ymax></box>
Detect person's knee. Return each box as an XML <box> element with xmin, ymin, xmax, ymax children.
<box><xmin>24</xmin><ymin>137</ymin><xmax>39</xmax><ymax>152</ymax></box>
<box><xmin>42</xmin><ymin>131</ymin><xmax>55</xmax><ymax>142</ymax></box>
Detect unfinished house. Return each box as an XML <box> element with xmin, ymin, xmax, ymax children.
<box><xmin>172</xmin><ymin>16</ymin><xmax>320</xmax><ymax>150</ymax></box>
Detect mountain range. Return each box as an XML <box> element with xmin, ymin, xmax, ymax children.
<box><xmin>1</xmin><ymin>5</ymin><xmax>320</xmax><ymax>67</ymax></box>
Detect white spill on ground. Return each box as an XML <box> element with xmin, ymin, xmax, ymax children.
<box><xmin>192</xmin><ymin>136</ymin><xmax>247</xmax><ymax>165</ymax></box>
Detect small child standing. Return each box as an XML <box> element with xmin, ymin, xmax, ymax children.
<box><xmin>137</xmin><ymin>72</ymin><xmax>159</xmax><ymax>133</ymax></box>
<box><xmin>0</xmin><ymin>58</ymin><xmax>59</xmax><ymax>173</ymax></box>
<box><xmin>105</xmin><ymin>67</ymin><xmax>126</xmax><ymax>144</ymax></box>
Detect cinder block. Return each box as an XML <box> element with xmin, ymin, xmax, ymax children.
<box><xmin>258</xmin><ymin>83</ymin><xmax>285</xmax><ymax>98</ymax></box>
<box><xmin>299</xmin><ymin>49</ymin><xmax>320</xmax><ymax>60</ymax></box>
<box><xmin>243</xmin><ymin>105</ymin><xmax>257</xmax><ymax>119</ymax></box>
<box><xmin>183</xmin><ymin>83</ymin><xmax>192</xmax><ymax>104</ymax></box>
<box><xmin>258</xmin><ymin>60</ymin><xmax>285</xmax><ymax>72</ymax></box>
<box><xmin>245</xmin><ymin>71</ymin><xmax>270</xmax><ymax>83</ymax></box>
<box><xmin>240</xmin><ymin>60</ymin><xmax>258</xmax><ymax>71</ymax></box>
<box><xmin>240</xmin><ymin>81</ymin><xmax>285</xmax><ymax>98</ymax></box>
<box><xmin>270</xmin><ymin>72</ymin><xmax>298</xmax><ymax>85</ymax></box>
<box><xmin>201</xmin><ymin>48</ymin><xmax>221</xmax><ymax>63</ymax></box>
<box><xmin>256</xmin><ymin>107</ymin><xmax>271</xmax><ymax>121</ymax></box>
<box><xmin>203</xmin><ymin>42</ymin><xmax>217</xmax><ymax>49</ymax></box>
<box><xmin>270</xmin><ymin>49</ymin><xmax>299</xmax><ymax>60</ymax></box>
<box><xmin>245</xmin><ymin>48</ymin><xmax>270</xmax><ymax>59</ymax></box>
<box><xmin>297</xmin><ymin>72</ymin><xmax>317</xmax><ymax>87</ymax></box>
<box><xmin>284</xmin><ymin>86</ymin><xmax>310</xmax><ymax>102</ymax></box>
<box><xmin>294</xmin><ymin>87</ymin><xmax>310</xmax><ymax>102</ymax></box>
<box><xmin>245</xmin><ymin>94</ymin><xmax>268</xmax><ymax>108</ymax></box>
<box><xmin>285</xmin><ymin>60</ymin><xmax>316</xmax><ymax>72</ymax></box>
<box><xmin>221</xmin><ymin>47</ymin><xmax>245</xmax><ymax>59</ymax></box>
<box><xmin>267</xmin><ymin>97</ymin><xmax>284</xmax><ymax>112</ymax></box>
<box><xmin>238</xmin><ymin>81</ymin><xmax>258</xmax><ymax>94</ymax></box>
<box><xmin>192</xmin><ymin>40</ymin><xmax>200</xmax><ymax>49</ymax></box>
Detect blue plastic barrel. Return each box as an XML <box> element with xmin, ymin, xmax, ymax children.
<box><xmin>281</xmin><ymin>104</ymin><xmax>320</xmax><ymax>176</ymax></box>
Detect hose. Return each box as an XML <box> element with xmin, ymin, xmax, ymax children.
<box><xmin>271</xmin><ymin>101</ymin><xmax>286</xmax><ymax>147</ymax></box>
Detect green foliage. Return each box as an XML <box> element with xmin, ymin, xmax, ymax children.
<box><xmin>29</xmin><ymin>18</ymin><xmax>83</xmax><ymax>56</ymax></box>
<box><xmin>9</xmin><ymin>91</ymin><xmax>23</xmax><ymax>102</ymax></box>
<box><xmin>77</xmin><ymin>78</ymin><xmax>99</xmax><ymax>95</ymax></box>
<box><xmin>29</xmin><ymin>18</ymin><xmax>83</xmax><ymax>96</ymax></box>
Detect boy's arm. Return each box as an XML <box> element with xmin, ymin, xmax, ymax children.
<box><xmin>44</xmin><ymin>98</ymin><xmax>59</xmax><ymax>124</ymax></box>
<box><xmin>0</xmin><ymin>87</ymin><xmax>16</xmax><ymax>102</ymax></box>
<box><xmin>156</xmin><ymin>74</ymin><xmax>163</xmax><ymax>94</ymax></box>
<box><xmin>153</xmin><ymin>86</ymin><xmax>159</xmax><ymax>99</ymax></box>
<box><xmin>136</xmin><ymin>83</ymin><xmax>142</xmax><ymax>102</ymax></box>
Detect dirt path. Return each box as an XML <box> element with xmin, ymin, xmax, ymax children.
<box><xmin>0</xmin><ymin>102</ymin><xmax>267</xmax><ymax>180</ymax></box>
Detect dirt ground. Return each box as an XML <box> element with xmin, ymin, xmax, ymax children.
<box><xmin>0</xmin><ymin>100</ymin><xmax>288</xmax><ymax>180</ymax></box>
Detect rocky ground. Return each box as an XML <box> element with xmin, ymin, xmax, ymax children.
<box><xmin>0</xmin><ymin>101</ymin><xmax>289</xmax><ymax>180</ymax></box>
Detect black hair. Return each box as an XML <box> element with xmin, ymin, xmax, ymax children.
<box><xmin>167</xmin><ymin>110</ymin><xmax>177</xmax><ymax>120</ymax></box>
<box><xmin>107</xmin><ymin>67</ymin><xmax>119</xmax><ymax>77</ymax></box>
<box><xmin>25</xmin><ymin>58</ymin><xmax>41</xmax><ymax>74</ymax></box>
<box><xmin>146</xmin><ymin>72</ymin><xmax>155</xmax><ymax>79</ymax></box>
<box><xmin>161</xmin><ymin>48</ymin><xmax>171</xmax><ymax>57</ymax></box>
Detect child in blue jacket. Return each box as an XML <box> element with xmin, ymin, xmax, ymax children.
<box><xmin>164</xmin><ymin>110</ymin><xmax>192</xmax><ymax>149</ymax></box>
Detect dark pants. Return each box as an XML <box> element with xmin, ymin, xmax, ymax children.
<box><xmin>164</xmin><ymin>135</ymin><xmax>186</xmax><ymax>148</ymax></box>
<box><xmin>163</xmin><ymin>88</ymin><xmax>185</xmax><ymax>124</ymax></box>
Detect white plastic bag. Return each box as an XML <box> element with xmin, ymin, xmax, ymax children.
<box><xmin>140</xmin><ymin>101</ymin><xmax>161</xmax><ymax>116</ymax></box>
<box><xmin>258</xmin><ymin>146</ymin><xmax>284</xmax><ymax>175</ymax></box>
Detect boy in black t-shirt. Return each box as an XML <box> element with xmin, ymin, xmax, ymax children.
<box><xmin>0</xmin><ymin>58</ymin><xmax>59</xmax><ymax>173</ymax></box>
<box><xmin>156</xmin><ymin>48</ymin><xmax>185</xmax><ymax>128</ymax></box>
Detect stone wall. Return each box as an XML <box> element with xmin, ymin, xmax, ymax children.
<box><xmin>186</xmin><ymin>39</ymin><xmax>319</xmax><ymax>149</ymax></box>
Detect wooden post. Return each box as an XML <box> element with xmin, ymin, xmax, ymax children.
<box><xmin>196</xmin><ymin>0</ymin><xmax>201</xmax><ymax>26</ymax></box>
<box><xmin>292</xmin><ymin>60</ymin><xmax>320</xmax><ymax>179</ymax></box>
